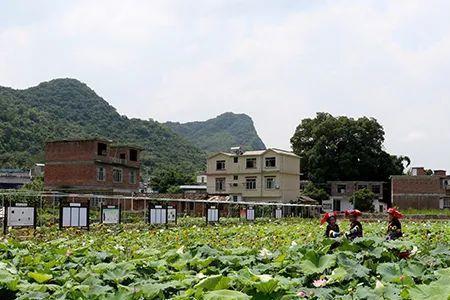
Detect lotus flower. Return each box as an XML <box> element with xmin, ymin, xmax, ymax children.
<box><xmin>313</xmin><ymin>279</ymin><xmax>327</xmax><ymax>287</ymax></box>
<box><xmin>297</xmin><ymin>290</ymin><xmax>307</xmax><ymax>298</ymax></box>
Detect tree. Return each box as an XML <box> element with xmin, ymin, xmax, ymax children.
<box><xmin>350</xmin><ymin>189</ymin><xmax>376</xmax><ymax>212</ymax></box>
<box><xmin>149</xmin><ymin>168</ymin><xmax>195</xmax><ymax>193</ymax></box>
<box><xmin>302</xmin><ymin>182</ymin><xmax>329</xmax><ymax>203</ymax></box>
<box><xmin>290</xmin><ymin>113</ymin><xmax>410</xmax><ymax>183</ymax></box>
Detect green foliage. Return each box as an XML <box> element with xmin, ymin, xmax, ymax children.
<box><xmin>0</xmin><ymin>79</ymin><xmax>206</xmax><ymax>177</ymax></box>
<box><xmin>165</xmin><ymin>112</ymin><xmax>266</xmax><ymax>153</ymax></box>
<box><xmin>350</xmin><ymin>188</ymin><xmax>376</xmax><ymax>212</ymax></box>
<box><xmin>301</xmin><ymin>182</ymin><xmax>329</xmax><ymax>202</ymax></box>
<box><xmin>21</xmin><ymin>177</ymin><xmax>44</xmax><ymax>191</ymax></box>
<box><xmin>1</xmin><ymin>219</ymin><xmax>450</xmax><ymax>299</ymax></box>
<box><xmin>290</xmin><ymin>112</ymin><xmax>410</xmax><ymax>183</ymax></box>
<box><xmin>149</xmin><ymin>167</ymin><xmax>195</xmax><ymax>193</ymax></box>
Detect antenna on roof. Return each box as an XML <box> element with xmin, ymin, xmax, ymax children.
<box><xmin>230</xmin><ymin>146</ymin><xmax>244</xmax><ymax>156</ymax></box>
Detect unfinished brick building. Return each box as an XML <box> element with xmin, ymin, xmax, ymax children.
<box><xmin>391</xmin><ymin>167</ymin><xmax>450</xmax><ymax>209</ymax></box>
<box><xmin>44</xmin><ymin>138</ymin><xmax>141</xmax><ymax>195</ymax></box>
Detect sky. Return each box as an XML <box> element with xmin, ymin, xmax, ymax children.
<box><xmin>1</xmin><ymin>0</ymin><xmax>450</xmax><ymax>170</ymax></box>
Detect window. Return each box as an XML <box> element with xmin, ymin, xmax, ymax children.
<box><xmin>91</xmin><ymin>196</ymin><xmax>103</xmax><ymax>208</ymax></box>
<box><xmin>233</xmin><ymin>175</ymin><xmax>238</xmax><ymax>180</ymax></box>
<box><xmin>265</xmin><ymin>177</ymin><xmax>275</xmax><ymax>189</ymax></box>
<box><xmin>129</xmin><ymin>149</ymin><xmax>138</xmax><ymax>161</ymax></box>
<box><xmin>119</xmin><ymin>153</ymin><xmax>126</xmax><ymax>160</ymax></box>
<box><xmin>358</xmin><ymin>184</ymin><xmax>368</xmax><ymax>190</ymax></box>
<box><xmin>372</xmin><ymin>185</ymin><xmax>381</xmax><ymax>194</ymax></box>
<box><xmin>129</xmin><ymin>170</ymin><xmax>137</xmax><ymax>184</ymax></box>
<box><xmin>246</xmin><ymin>177</ymin><xmax>257</xmax><ymax>190</ymax></box>
<box><xmin>97</xmin><ymin>167</ymin><xmax>106</xmax><ymax>181</ymax></box>
<box><xmin>216</xmin><ymin>160</ymin><xmax>226</xmax><ymax>170</ymax></box>
<box><xmin>215</xmin><ymin>178</ymin><xmax>225</xmax><ymax>191</ymax></box>
<box><xmin>97</xmin><ymin>143</ymin><xmax>107</xmax><ymax>156</ymax></box>
<box><xmin>443</xmin><ymin>199</ymin><xmax>450</xmax><ymax>209</ymax></box>
<box><xmin>337</xmin><ymin>184</ymin><xmax>346</xmax><ymax>194</ymax></box>
<box><xmin>246</xmin><ymin>158</ymin><xmax>257</xmax><ymax>169</ymax></box>
<box><xmin>113</xmin><ymin>168</ymin><xmax>123</xmax><ymax>183</ymax></box>
<box><xmin>265</xmin><ymin>157</ymin><xmax>276</xmax><ymax>168</ymax></box>
<box><xmin>233</xmin><ymin>195</ymin><xmax>238</xmax><ymax>202</ymax></box>
<box><xmin>233</xmin><ymin>157</ymin><xmax>238</xmax><ymax>163</ymax></box>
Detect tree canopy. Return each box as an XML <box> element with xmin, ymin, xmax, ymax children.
<box><xmin>350</xmin><ymin>188</ymin><xmax>376</xmax><ymax>212</ymax></box>
<box><xmin>291</xmin><ymin>113</ymin><xmax>410</xmax><ymax>183</ymax></box>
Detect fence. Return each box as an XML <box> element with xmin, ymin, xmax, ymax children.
<box><xmin>0</xmin><ymin>190</ymin><xmax>321</xmax><ymax>233</ymax></box>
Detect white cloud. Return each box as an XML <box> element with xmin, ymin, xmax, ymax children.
<box><xmin>1</xmin><ymin>0</ymin><xmax>450</xmax><ymax>170</ymax></box>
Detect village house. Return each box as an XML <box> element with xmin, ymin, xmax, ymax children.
<box><xmin>0</xmin><ymin>168</ymin><xmax>32</xmax><ymax>189</ymax></box>
<box><xmin>391</xmin><ymin>167</ymin><xmax>450</xmax><ymax>210</ymax></box>
<box><xmin>44</xmin><ymin>138</ymin><xmax>141</xmax><ymax>196</ymax></box>
<box><xmin>322</xmin><ymin>181</ymin><xmax>387</xmax><ymax>212</ymax></box>
<box><xmin>206</xmin><ymin>147</ymin><xmax>301</xmax><ymax>203</ymax></box>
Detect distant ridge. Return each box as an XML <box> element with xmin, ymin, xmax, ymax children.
<box><xmin>164</xmin><ymin>112</ymin><xmax>266</xmax><ymax>153</ymax></box>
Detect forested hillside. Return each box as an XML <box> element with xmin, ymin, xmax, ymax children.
<box><xmin>0</xmin><ymin>79</ymin><xmax>206</xmax><ymax>177</ymax></box>
<box><xmin>165</xmin><ymin>112</ymin><xmax>266</xmax><ymax>153</ymax></box>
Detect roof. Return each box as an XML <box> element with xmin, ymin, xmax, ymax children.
<box><xmin>179</xmin><ymin>185</ymin><xmax>207</xmax><ymax>190</ymax></box>
<box><xmin>110</xmin><ymin>144</ymin><xmax>144</xmax><ymax>150</ymax></box>
<box><xmin>208</xmin><ymin>148</ymin><xmax>299</xmax><ymax>159</ymax></box>
<box><xmin>46</xmin><ymin>138</ymin><xmax>112</xmax><ymax>144</ymax></box>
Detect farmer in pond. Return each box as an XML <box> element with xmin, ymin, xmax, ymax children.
<box><xmin>386</xmin><ymin>208</ymin><xmax>404</xmax><ymax>240</ymax></box>
<box><xmin>344</xmin><ymin>209</ymin><xmax>363</xmax><ymax>240</ymax></box>
<box><xmin>321</xmin><ymin>211</ymin><xmax>340</xmax><ymax>238</ymax></box>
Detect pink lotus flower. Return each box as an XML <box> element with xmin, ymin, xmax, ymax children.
<box><xmin>313</xmin><ymin>279</ymin><xmax>327</xmax><ymax>287</ymax></box>
<box><xmin>297</xmin><ymin>290</ymin><xmax>307</xmax><ymax>298</ymax></box>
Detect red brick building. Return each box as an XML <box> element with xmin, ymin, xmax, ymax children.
<box><xmin>44</xmin><ymin>139</ymin><xmax>141</xmax><ymax>194</ymax></box>
<box><xmin>391</xmin><ymin>167</ymin><xmax>450</xmax><ymax>209</ymax></box>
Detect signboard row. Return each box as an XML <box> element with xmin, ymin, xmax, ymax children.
<box><xmin>2</xmin><ymin>203</ymin><xmax>285</xmax><ymax>233</ymax></box>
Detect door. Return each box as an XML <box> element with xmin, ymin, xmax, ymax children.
<box><xmin>333</xmin><ymin>199</ymin><xmax>341</xmax><ymax>211</ymax></box>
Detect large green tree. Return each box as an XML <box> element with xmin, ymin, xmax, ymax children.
<box><xmin>149</xmin><ymin>168</ymin><xmax>196</xmax><ymax>193</ymax></box>
<box><xmin>291</xmin><ymin>113</ymin><xmax>410</xmax><ymax>183</ymax></box>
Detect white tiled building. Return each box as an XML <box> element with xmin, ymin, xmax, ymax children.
<box><xmin>206</xmin><ymin>147</ymin><xmax>301</xmax><ymax>203</ymax></box>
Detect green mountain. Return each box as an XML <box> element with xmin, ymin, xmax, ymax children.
<box><xmin>0</xmin><ymin>78</ymin><xmax>206</xmax><ymax>177</ymax></box>
<box><xmin>165</xmin><ymin>112</ymin><xmax>266</xmax><ymax>153</ymax></box>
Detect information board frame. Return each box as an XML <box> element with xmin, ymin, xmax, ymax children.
<box><xmin>206</xmin><ymin>204</ymin><xmax>220</xmax><ymax>224</ymax></box>
<box><xmin>3</xmin><ymin>202</ymin><xmax>37</xmax><ymax>234</ymax></box>
<box><xmin>275</xmin><ymin>207</ymin><xmax>283</xmax><ymax>219</ymax></box>
<box><xmin>149</xmin><ymin>203</ymin><xmax>168</xmax><ymax>225</ymax></box>
<box><xmin>246</xmin><ymin>206</ymin><xmax>255</xmax><ymax>221</ymax></box>
<box><xmin>166</xmin><ymin>204</ymin><xmax>177</xmax><ymax>224</ymax></box>
<box><xmin>59</xmin><ymin>201</ymin><xmax>90</xmax><ymax>230</ymax></box>
<box><xmin>100</xmin><ymin>204</ymin><xmax>121</xmax><ymax>224</ymax></box>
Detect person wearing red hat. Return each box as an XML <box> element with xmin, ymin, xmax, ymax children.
<box><xmin>386</xmin><ymin>208</ymin><xmax>404</xmax><ymax>240</ymax></box>
<box><xmin>321</xmin><ymin>212</ymin><xmax>340</xmax><ymax>238</ymax></box>
<box><xmin>344</xmin><ymin>209</ymin><xmax>363</xmax><ymax>240</ymax></box>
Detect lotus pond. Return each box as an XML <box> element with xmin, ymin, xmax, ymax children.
<box><xmin>1</xmin><ymin>218</ymin><xmax>450</xmax><ymax>299</ymax></box>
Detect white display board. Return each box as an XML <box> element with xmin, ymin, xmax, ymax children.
<box><xmin>246</xmin><ymin>207</ymin><xmax>255</xmax><ymax>221</ymax></box>
<box><xmin>207</xmin><ymin>206</ymin><xmax>219</xmax><ymax>222</ymax></box>
<box><xmin>7</xmin><ymin>205</ymin><xmax>35</xmax><ymax>227</ymax></box>
<box><xmin>102</xmin><ymin>206</ymin><xmax>120</xmax><ymax>224</ymax></box>
<box><xmin>167</xmin><ymin>206</ymin><xmax>177</xmax><ymax>222</ymax></box>
<box><xmin>62</xmin><ymin>203</ymin><xmax>88</xmax><ymax>227</ymax></box>
<box><xmin>275</xmin><ymin>208</ymin><xmax>283</xmax><ymax>219</ymax></box>
<box><xmin>150</xmin><ymin>205</ymin><xmax>167</xmax><ymax>224</ymax></box>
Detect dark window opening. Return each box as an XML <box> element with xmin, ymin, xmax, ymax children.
<box><xmin>233</xmin><ymin>157</ymin><xmax>239</xmax><ymax>163</ymax></box>
<box><xmin>372</xmin><ymin>185</ymin><xmax>381</xmax><ymax>194</ymax></box>
<box><xmin>216</xmin><ymin>160</ymin><xmax>226</xmax><ymax>170</ymax></box>
<box><xmin>265</xmin><ymin>157</ymin><xmax>276</xmax><ymax>168</ymax></box>
<box><xmin>246</xmin><ymin>158</ymin><xmax>257</xmax><ymax>169</ymax></box>
<box><xmin>119</xmin><ymin>153</ymin><xmax>126</xmax><ymax>160</ymax></box>
<box><xmin>129</xmin><ymin>149</ymin><xmax>138</xmax><ymax>161</ymax></box>
<box><xmin>97</xmin><ymin>143</ymin><xmax>107</xmax><ymax>156</ymax></box>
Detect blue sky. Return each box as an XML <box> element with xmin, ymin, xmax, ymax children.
<box><xmin>1</xmin><ymin>1</ymin><xmax>450</xmax><ymax>170</ymax></box>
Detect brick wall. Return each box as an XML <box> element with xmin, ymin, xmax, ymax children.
<box><xmin>392</xmin><ymin>177</ymin><xmax>443</xmax><ymax>194</ymax></box>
